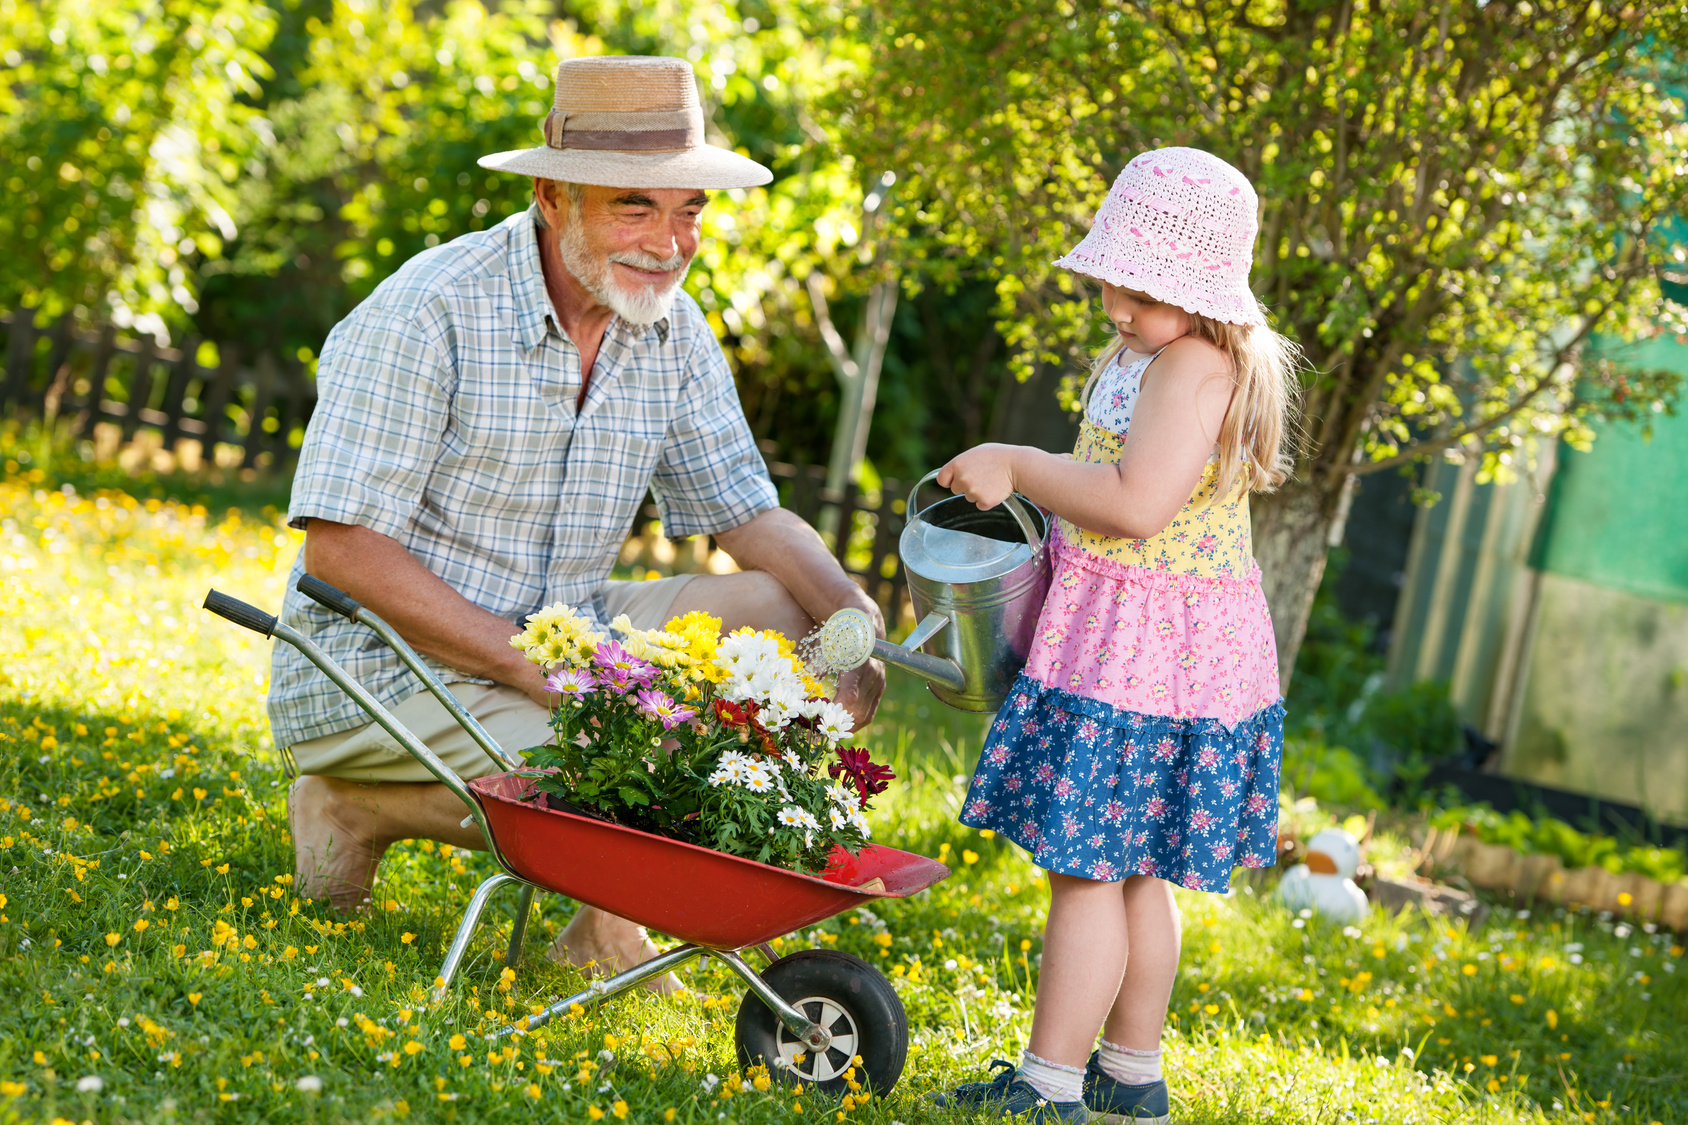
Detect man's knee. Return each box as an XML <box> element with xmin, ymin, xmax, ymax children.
<box><xmin>669</xmin><ymin>569</ymin><xmax>811</xmax><ymax>636</ymax></box>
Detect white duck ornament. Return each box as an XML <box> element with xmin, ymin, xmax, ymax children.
<box><xmin>1276</xmin><ymin>827</ymin><xmax>1369</xmax><ymax>922</ymax></box>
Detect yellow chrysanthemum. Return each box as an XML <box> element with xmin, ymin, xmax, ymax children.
<box><xmin>511</xmin><ymin>603</ymin><xmax>603</xmax><ymax>668</ymax></box>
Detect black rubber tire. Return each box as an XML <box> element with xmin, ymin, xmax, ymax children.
<box><xmin>733</xmin><ymin>949</ymin><xmax>908</xmax><ymax>1097</ymax></box>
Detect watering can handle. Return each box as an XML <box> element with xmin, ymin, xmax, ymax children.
<box><xmin>907</xmin><ymin>469</ymin><xmax>1043</xmax><ymax>550</ymax></box>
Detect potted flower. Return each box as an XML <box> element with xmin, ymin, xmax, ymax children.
<box><xmin>508</xmin><ymin>605</ymin><xmax>894</xmax><ymax>875</ymax></box>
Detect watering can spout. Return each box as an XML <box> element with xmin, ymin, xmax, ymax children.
<box><xmin>870</xmin><ymin>613</ymin><xmax>965</xmax><ymax>694</ymax></box>
<box><xmin>807</xmin><ymin>608</ymin><xmax>965</xmax><ymax>695</ymax></box>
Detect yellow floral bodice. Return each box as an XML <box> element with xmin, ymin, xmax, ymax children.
<box><xmin>1058</xmin><ymin>417</ymin><xmax>1255</xmax><ymax>580</ymax></box>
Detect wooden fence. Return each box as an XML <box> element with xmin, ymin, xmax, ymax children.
<box><xmin>3</xmin><ymin>307</ymin><xmax>917</xmax><ymax>618</ymax></box>
<box><xmin>1</xmin><ymin>308</ymin><xmax>315</xmax><ymax>469</ymax></box>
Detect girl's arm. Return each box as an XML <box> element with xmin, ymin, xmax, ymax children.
<box><xmin>937</xmin><ymin>337</ymin><xmax>1234</xmax><ymax>540</ymax></box>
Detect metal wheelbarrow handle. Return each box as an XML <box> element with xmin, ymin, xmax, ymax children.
<box><xmin>200</xmin><ymin>581</ymin><xmax>515</xmax><ymax>861</ymax></box>
<box><xmin>293</xmin><ymin>573</ymin><xmax>524</xmax><ymax>775</ymax></box>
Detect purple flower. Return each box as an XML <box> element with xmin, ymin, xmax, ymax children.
<box><xmin>591</xmin><ymin>640</ymin><xmax>658</xmax><ymax>691</ymax></box>
<box><xmin>544</xmin><ymin>668</ymin><xmax>598</xmax><ymax>697</ymax></box>
<box><xmin>635</xmin><ymin>689</ymin><xmax>696</xmax><ymax>730</ymax></box>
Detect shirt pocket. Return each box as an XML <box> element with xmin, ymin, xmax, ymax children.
<box><xmin>564</xmin><ymin>429</ymin><xmax>666</xmax><ymax>546</ymax></box>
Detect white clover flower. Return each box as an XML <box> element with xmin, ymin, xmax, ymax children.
<box><xmin>296</xmin><ymin>1075</ymin><xmax>323</xmax><ymax>1093</ymax></box>
<box><xmin>76</xmin><ymin>1076</ymin><xmax>103</xmax><ymax>1093</ymax></box>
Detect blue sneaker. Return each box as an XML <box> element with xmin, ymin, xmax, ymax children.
<box><xmin>1083</xmin><ymin>1052</ymin><xmax>1170</xmax><ymax>1124</ymax></box>
<box><xmin>930</xmin><ymin>1059</ymin><xmax>1090</xmax><ymax>1122</ymax></box>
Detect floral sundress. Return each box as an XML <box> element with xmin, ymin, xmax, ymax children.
<box><xmin>959</xmin><ymin>350</ymin><xmax>1284</xmax><ymax>890</ymax></box>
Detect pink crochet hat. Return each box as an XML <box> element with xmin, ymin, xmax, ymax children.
<box><xmin>1054</xmin><ymin>147</ymin><xmax>1265</xmax><ymax>327</ymax></box>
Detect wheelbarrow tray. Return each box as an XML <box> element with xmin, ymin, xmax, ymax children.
<box><xmin>472</xmin><ymin>772</ymin><xmax>949</xmax><ymax>949</ymax></box>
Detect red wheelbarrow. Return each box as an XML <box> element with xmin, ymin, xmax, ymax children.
<box><xmin>203</xmin><ymin>576</ymin><xmax>949</xmax><ymax>1095</ymax></box>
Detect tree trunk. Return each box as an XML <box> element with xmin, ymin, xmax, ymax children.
<box><xmin>1252</xmin><ymin>474</ymin><xmax>1347</xmax><ymax>693</ymax></box>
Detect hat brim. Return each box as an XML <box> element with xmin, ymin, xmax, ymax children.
<box><xmin>1054</xmin><ymin>242</ymin><xmax>1266</xmax><ymax>329</ymax></box>
<box><xmin>478</xmin><ymin>144</ymin><xmax>772</xmax><ymax>190</ymax></box>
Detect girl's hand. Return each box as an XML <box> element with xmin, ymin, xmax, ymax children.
<box><xmin>937</xmin><ymin>444</ymin><xmax>1023</xmax><ymax>509</ymax></box>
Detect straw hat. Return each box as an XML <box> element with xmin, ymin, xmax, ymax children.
<box><xmin>1054</xmin><ymin>147</ymin><xmax>1265</xmax><ymax>327</ymax></box>
<box><xmin>479</xmin><ymin>56</ymin><xmax>772</xmax><ymax>190</ymax></box>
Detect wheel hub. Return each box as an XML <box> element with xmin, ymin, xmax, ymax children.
<box><xmin>776</xmin><ymin>996</ymin><xmax>859</xmax><ymax>1083</ymax></box>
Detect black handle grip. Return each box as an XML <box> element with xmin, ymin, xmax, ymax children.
<box><xmin>297</xmin><ymin>573</ymin><xmax>364</xmax><ymax>622</ymax></box>
<box><xmin>203</xmin><ymin>589</ymin><xmax>278</xmax><ymax>637</ymax></box>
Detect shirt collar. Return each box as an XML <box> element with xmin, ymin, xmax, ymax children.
<box><xmin>506</xmin><ymin>204</ymin><xmax>671</xmax><ymax>350</ymax></box>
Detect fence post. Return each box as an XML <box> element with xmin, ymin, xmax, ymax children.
<box><xmin>198</xmin><ymin>342</ymin><xmax>242</xmax><ymax>457</ymax></box>
<box><xmin>241</xmin><ymin>351</ymin><xmax>279</xmax><ymax>466</ymax></box>
<box><xmin>2</xmin><ymin>308</ymin><xmax>36</xmax><ymax>412</ymax></box>
<box><xmin>39</xmin><ymin>313</ymin><xmax>75</xmax><ymax>419</ymax></box>
<box><xmin>118</xmin><ymin>335</ymin><xmax>160</xmax><ymax>442</ymax></box>
<box><xmin>68</xmin><ymin>324</ymin><xmax>118</xmax><ymax>436</ymax></box>
<box><xmin>158</xmin><ymin>337</ymin><xmax>202</xmax><ymax>448</ymax></box>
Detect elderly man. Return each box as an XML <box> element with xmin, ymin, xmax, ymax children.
<box><xmin>267</xmin><ymin>55</ymin><xmax>885</xmax><ymax>985</ymax></box>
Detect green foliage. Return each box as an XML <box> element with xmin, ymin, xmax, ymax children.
<box><xmin>1280</xmin><ymin>736</ymin><xmax>1387</xmax><ymax>810</ymax></box>
<box><xmin>843</xmin><ymin>0</ymin><xmax>1688</xmax><ymax>489</ymax></box>
<box><xmin>1287</xmin><ymin>555</ymin><xmax>1464</xmax><ymax>809</ymax></box>
<box><xmin>0</xmin><ymin>0</ymin><xmax>276</xmax><ymax>332</ymax></box>
<box><xmin>1433</xmin><ymin>805</ymin><xmax>1688</xmax><ymax>884</ymax></box>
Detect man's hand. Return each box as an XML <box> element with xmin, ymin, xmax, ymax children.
<box><xmin>834</xmin><ymin>660</ymin><xmax>886</xmax><ymax>733</ymax></box>
<box><xmin>829</xmin><ymin>584</ymin><xmax>887</xmax><ymax>731</ymax></box>
<box><xmin>936</xmin><ymin>443</ymin><xmax>1027</xmax><ymax>510</ymax></box>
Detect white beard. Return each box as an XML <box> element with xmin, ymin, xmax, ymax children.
<box><xmin>557</xmin><ymin>220</ymin><xmax>691</xmax><ymax>327</ymax></box>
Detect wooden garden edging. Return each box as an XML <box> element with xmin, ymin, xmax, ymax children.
<box><xmin>1</xmin><ymin>307</ymin><xmax>315</xmax><ymax>470</ymax></box>
<box><xmin>1421</xmin><ymin>826</ymin><xmax>1688</xmax><ymax>930</ymax></box>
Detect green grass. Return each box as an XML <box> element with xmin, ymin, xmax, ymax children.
<box><xmin>1</xmin><ymin>473</ymin><xmax>1684</xmax><ymax>1125</ymax></box>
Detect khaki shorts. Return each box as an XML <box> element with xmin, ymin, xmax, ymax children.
<box><xmin>288</xmin><ymin>575</ymin><xmax>698</xmax><ymax>782</ymax></box>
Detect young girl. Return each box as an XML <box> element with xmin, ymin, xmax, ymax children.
<box><xmin>932</xmin><ymin>148</ymin><xmax>1298</xmax><ymax>1123</ymax></box>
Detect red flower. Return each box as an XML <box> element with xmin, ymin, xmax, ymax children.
<box><xmin>712</xmin><ymin>698</ymin><xmax>758</xmax><ymax>727</ymax></box>
<box><xmin>829</xmin><ymin>747</ymin><xmax>895</xmax><ymax>806</ymax></box>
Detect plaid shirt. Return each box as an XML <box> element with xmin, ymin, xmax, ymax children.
<box><xmin>267</xmin><ymin>207</ymin><xmax>777</xmax><ymax>749</ymax></box>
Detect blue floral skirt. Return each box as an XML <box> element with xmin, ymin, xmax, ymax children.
<box><xmin>960</xmin><ymin>673</ymin><xmax>1283</xmax><ymax>891</ymax></box>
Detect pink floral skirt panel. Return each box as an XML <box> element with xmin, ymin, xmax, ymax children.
<box><xmin>1022</xmin><ymin>533</ymin><xmax>1282</xmax><ymax>730</ymax></box>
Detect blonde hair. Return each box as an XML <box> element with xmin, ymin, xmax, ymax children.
<box><xmin>1082</xmin><ymin>308</ymin><xmax>1303</xmax><ymax>502</ymax></box>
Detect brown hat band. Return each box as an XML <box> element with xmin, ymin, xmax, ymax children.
<box><xmin>542</xmin><ymin>107</ymin><xmax>706</xmax><ymax>153</ymax></box>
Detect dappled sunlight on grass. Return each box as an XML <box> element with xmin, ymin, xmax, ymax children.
<box><xmin>0</xmin><ymin>475</ymin><xmax>1682</xmax><ymax>1123</ymax></box>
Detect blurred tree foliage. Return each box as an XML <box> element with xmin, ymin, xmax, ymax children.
<box><xmin>0</xmin><ymin>0</ymin><xmax>1030</xmax><ymax>481</ymax></box>
<box><xmin>842</xmin><ymin>0</ymin><xmax>1688</xmax><ymax>674</ymax></box>
<box><xmin>0</xmin><ymin>0</ymin><xmax>275</xmax><ymax>338</ymax></box>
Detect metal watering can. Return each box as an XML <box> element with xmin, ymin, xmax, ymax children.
<box><xmin>816</xmin><ymin>470</ymin><xmax>1051</xmax><ymax>712</ymax></box>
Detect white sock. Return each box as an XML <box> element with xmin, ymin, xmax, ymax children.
<box><xmin>1018</xmin><ymin>1049</ymin><xmax>1084</xmax><ymax>1103</ymax></box>
<box><xmin>1098</xmin><ymin>1038</ymin><xmax>1162</xmax><ymax>1085</ymax></box>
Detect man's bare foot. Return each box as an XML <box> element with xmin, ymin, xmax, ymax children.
<box><xmin>288</xmin><ymin>776</ymin><xmax>385</xmax><ymax>913</ymax></box>
<box><xmin>549</xmin><ymin>905</ymin><xmax>685</xmax><ymax>995</ymax></box>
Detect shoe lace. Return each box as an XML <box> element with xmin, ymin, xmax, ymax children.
<box><xmin>982</xmin><ymin>1059</ymin><xmax>1021</xmax><ymax>1094</ymax></box>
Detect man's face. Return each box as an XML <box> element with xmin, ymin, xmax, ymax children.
<box><xmin>539</xmin><ymin>180</ymin><xmax>707</xmax><ymax>326</ymax></box>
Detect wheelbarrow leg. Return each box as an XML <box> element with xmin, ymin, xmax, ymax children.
<box><xmin>713</xmin><ymin>948</ymin><xmax>832</xmax><ymax>1053</ymax></box>
<box><xmin>495</xmin><ymin>944</ymin><xmax>705</xmax><ymax>1038</ymax></box>
<box><xmin>505</xmin><ymin>884</ymin><xmax>538</xmax><ymax>969</ymax></box>
<box><xmin>433</xmin><ymin>872</ymin><xmax>521</xmax><ymax>1003</ymax></box>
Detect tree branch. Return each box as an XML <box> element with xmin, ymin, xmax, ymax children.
<box><xmin>805</xmin><ymin>272</ymin><xmax>859</xmax><ymax>389</ymax></box>
<box><xmin>1350</xmin><ymin>277</ymin><xmax>1632</xmax><ymax>476</ymax></box>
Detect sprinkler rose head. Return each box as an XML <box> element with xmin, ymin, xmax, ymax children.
<box><xmin>807</xmin><ymin>608</ymin><xmax>877</xmax><ymax>675</ymax></box>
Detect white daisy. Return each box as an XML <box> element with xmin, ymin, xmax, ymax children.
<box><xmin>813</xmin><ymin>700</ymin><xmax>855</xmax><ymax>743</ymax></box>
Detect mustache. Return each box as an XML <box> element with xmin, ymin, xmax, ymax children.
<box><xmin>608</xmin><ymin>249</ymin><xmax>688</xmax><ymax>274</ymax></box>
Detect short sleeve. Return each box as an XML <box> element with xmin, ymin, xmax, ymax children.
<box><xmin>647</xmin><ymin>331</ymin><xmax>778</xmax><ymax>539</ymax></box>
<box><xmin>287</xmin><ymin>306</ymin><xmax>451</xmax><ymax>539</ymax></box>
